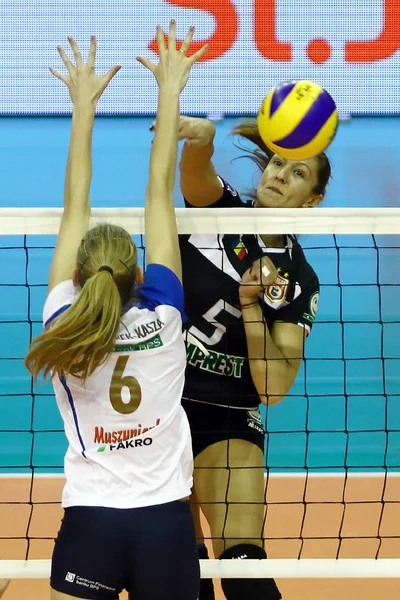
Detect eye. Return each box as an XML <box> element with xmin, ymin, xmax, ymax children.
<box><xmin>294</xmin><ymin>169</ymin><xmax>304</xmax><ymax>177</ymax></box>
<box><xmin>273</xmin><ymin>159</ymin><xmax>283</xmax><ymax>167</ymax></box>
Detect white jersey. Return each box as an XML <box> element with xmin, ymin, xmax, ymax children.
<box><xmin>43</xmin><ymin>264</ymin><xmax>193</xmax><ymax>509</ymax></box>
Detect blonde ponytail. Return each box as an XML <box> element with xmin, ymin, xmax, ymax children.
<box><xmin>25</xmin><ymin>223</ymin><xmax>137</xmax><ymax>382</ymax></box>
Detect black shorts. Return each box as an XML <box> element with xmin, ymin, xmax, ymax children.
<box><xmin>182</xmin><ymin>398</ymin><xmax>265</xmax><ymax>459</ymax></box>
<box><xmin>51</xmin><ymin>501</ymin><xmax>199</xmax><ymax>600</ymax></box>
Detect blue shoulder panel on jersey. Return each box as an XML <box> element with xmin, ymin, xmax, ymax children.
<box><xmin>44</xmin><ymin>304</ymin><xmax>71</xmax><ymax>328</ymax></box>
<box><xmin>138</xmin><ymin>264</ymin><xmax>185</xmax><ymax>318</ymax></box>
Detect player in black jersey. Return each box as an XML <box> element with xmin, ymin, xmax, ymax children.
<box><xmin>176</xmin><ymin>117</ymin><xmax>332</xmax><ymax>600</ymax></box>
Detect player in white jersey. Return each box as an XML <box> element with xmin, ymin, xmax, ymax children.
<box><xmin>25</xmin><ymin>23</ymin><xmax>207</xmax><ymax>600</ymax></box>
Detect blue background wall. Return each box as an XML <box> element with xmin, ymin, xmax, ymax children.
<box><xmin>0</xmin><ymin>116</ymin><xmax>399</xmax><ymax>473</ymax></box>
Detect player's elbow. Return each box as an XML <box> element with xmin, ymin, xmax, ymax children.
<box><xmin>258</xmin><ymin>388</ymin><xmax>286</xmax><ymax>406</ymax></box>
<box><xmin>255</xmin><ymin>364</ymin><xmax>298</xmax><ymax>405</ymax></box>
<box><xmin>251</xmin><ymin>371</ymin><xmax>287</xmax><ymax>405</ymax></box>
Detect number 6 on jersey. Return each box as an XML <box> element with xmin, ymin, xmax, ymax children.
<box><xmin>109</xmin><ymin>356</ymin><xmax>142</xmax><ymax>414</ymax></box>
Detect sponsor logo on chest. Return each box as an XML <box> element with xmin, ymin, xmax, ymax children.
<box><xmin>186</xmin><ymin>342</ymin><xmax>245</xmax><ymax>378</ymax></box>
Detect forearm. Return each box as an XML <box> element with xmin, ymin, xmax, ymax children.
<box><xmin>179</xmin><ymin>126</ymin><xmax>215</xmax><ymax>174</ymax></box>
<box><xmin>64</xmin><ymin>104</ymin><xmax>95</xmax><ymax>215</ymax></box>
<box><xmin>241</xmin><ymin>303</ymin><xmax>296</xmax><ymax>404</ymax></box>
<box><xmin>148</xmin><ymin>87</ymin><xmax>180</xmax><ymax>195</ymax></box>
<box><xmin>145</xmin><ymin>86</ymin><xmax>181</xmax><ymax>274</ymax></box>
<box><xmin>179</xmin><ymin>120</ymin><xmax>222</xmax><ymax>206</ymax></box>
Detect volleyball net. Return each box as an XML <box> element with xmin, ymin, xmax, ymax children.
<box><xmin>0</xmin><ymin>207</ymin><xmax>400</xmax><ymax>582</ymax></box>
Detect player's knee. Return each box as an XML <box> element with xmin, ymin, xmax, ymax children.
<box><xmin>219</xmin><ymin>543</ymin><xmax>282</xmax><ymax>600</ymax></box>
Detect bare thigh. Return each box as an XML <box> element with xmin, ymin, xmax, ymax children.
<box><xmin>193</xmin><ymin>438</ymin><xmax>265</xmax><ymax>558</ymax></box>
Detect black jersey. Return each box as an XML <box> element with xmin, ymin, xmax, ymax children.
<box><xmin>179</xmin><ymin>178</ymin><xmax>320</xmax><ymax>409</ymax></box>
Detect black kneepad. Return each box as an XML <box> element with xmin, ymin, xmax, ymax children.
<box><xmin>220</xmin><ymin>544</ymin><xmax>282</xmax><ymax>600</ymax></box>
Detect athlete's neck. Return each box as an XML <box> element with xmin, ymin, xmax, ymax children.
<box><xmin>260</xmin><ymin>234</ymin><xmax>286</xmax><ymax>248</ymax></box>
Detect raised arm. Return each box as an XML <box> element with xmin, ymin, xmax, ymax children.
<box><xmin>47</xmin><ymin>37</ymin><xmax>120</xmax><ymax>293</ymax></box>
<box><xmin>178</xmin><ymin>117</ymin><xmax>223</xmax><ymax>206</ymax></box>
<box><xmin>137</xmin><ymin>22</ymin><xmax>208</xmax><ymax>280</ymax></box>
<box><xmin>152</xmin><ymin>115</ymin><xmax>221</xmax><ymax>207</ymax></box>
<box><xmin>239</xmin><ymin>257</ymin><xmax>305</xmax><ymax>405</ymax></box>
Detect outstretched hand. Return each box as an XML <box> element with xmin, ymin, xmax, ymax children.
<box><xmin>137</xmin><ymin>21</ymin><xmax>208</xmax><ymax>93</ymax></box>
<box><xmin>50</xmin><ymin>36</ymin><xmax>121</xmax><ymax>107</ymax></box>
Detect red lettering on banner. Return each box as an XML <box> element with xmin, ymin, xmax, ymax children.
<box><xmin>254</xmin><ymin>0</ymin><xmax>292</xmax><ymax>61</ymax></box>
<box><xmin>149</xmin><ymin>0</ymin><xmax>398</xmax><ymax>64</ymax></box>
<box><xmin>148</xmin><ymin>0</ymin><xmax>239</xmax><ymax>61</ymax></box>
<box><xmin>345</xmin><ymin>0</ymin><xmax>400</xmax><ymax>62</ymax></box>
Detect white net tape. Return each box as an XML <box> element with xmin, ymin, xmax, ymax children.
<box><xmin>0</xmin><ymin>207</ymin><xmax>399</xmax><ymax>235</ymax></box>
<box><xmin>1</xmin><ymin>559</ymin><xmax>400</xmax><ymax>579</ymax></box>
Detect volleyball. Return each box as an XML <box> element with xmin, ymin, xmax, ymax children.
<box><xmin>257</xmin><ymin>80</ymin><xmax>338</xmax><ymax>160</ymax></box>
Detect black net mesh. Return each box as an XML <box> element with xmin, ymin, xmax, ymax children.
<box><xmin>0</xmin><ymin>232</ymin><xmax>399</xmax><ymax>568</ymax></box>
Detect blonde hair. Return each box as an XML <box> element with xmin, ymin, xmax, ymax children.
<box><xmin>25</xmin><ymin>224</ymin><xmax>137</xmax><ymax>381</ymax></box>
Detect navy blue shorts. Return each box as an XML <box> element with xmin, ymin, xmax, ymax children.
<box><xmin>182</xmin><ymin>398</ymin><xmax>265</xmax><ymax>458</ymax></box>
<box><xmin>51</xmin><ymin>500</ymin><xmax>200</xmax><ymax>600</ymax></box>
